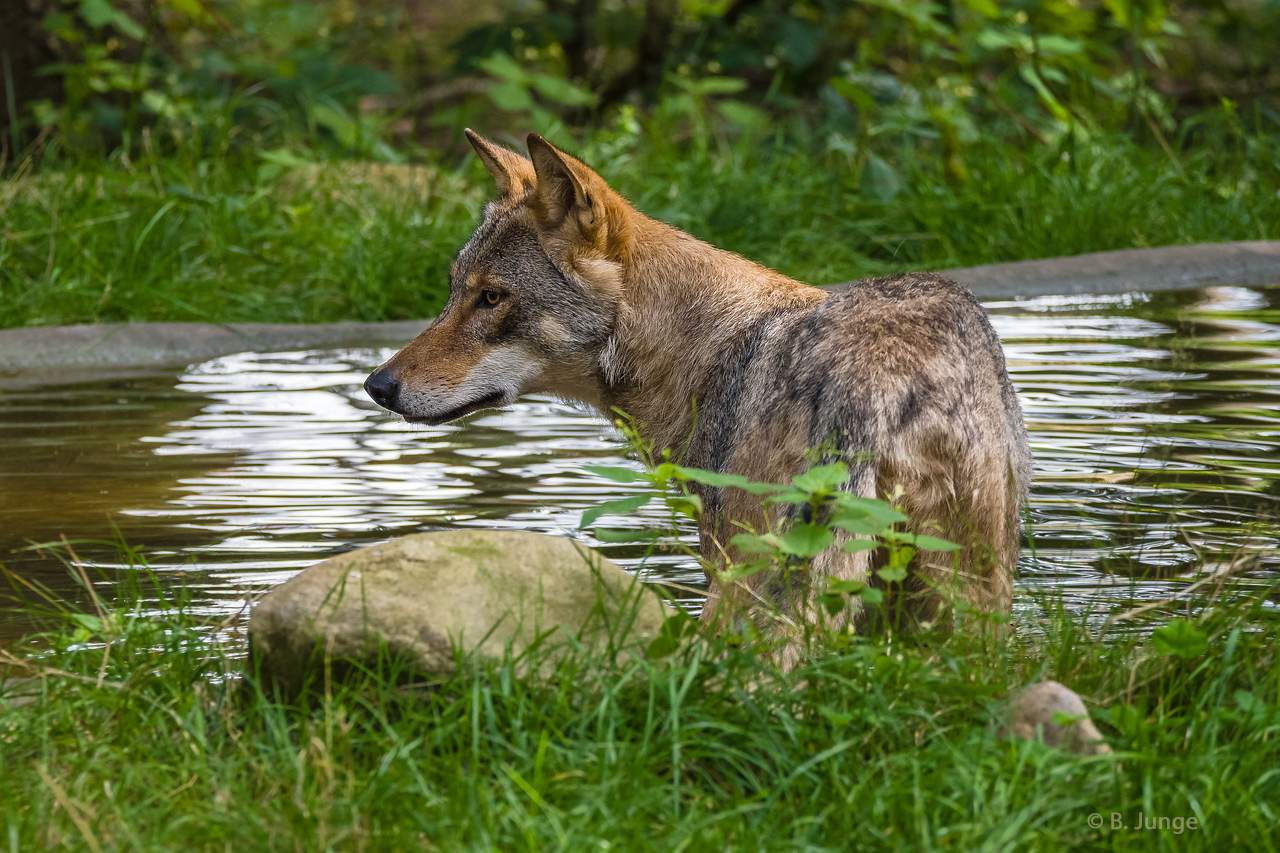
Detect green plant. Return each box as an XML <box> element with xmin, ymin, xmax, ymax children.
<box><xmin>2</xmin><ymin>520</ymin><xmax>1277</xmax><ymax>849</ymax></box>
<box><xmin>473</xmin><ymin>50</ymin><xmax>596</xmax><ymax>132</ymax></box>
<box><xmin>26</xmin><ymin>0</ymin><xmax>405</xmax><ymax>161</ymax></box>
<box><xmin>3</xmin><ymin>121</ymin><xmax>1278</xmax><ymax>329</ymax></box>
<box><xmin>577</xmin><ymin>415</ymin><xmax>971</xmax><ymax>655</ymax></box>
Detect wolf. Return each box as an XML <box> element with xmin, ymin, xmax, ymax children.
<box><xmin>364</xmin><ymin>130</ymin><xmax>1032</xmax><ymax>654</ymax></box>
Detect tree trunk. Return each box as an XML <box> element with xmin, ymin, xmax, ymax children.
<box><xmin>0</xmin><ymin>0</ymin><xmax>62</xmax><ymax>157</ymax></box>
<box><xmin>598</xmin><ymin>0</ymin><xmax>677</xmax><ymax>108</ymax></box>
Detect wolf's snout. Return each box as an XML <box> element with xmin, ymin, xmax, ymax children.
<box><xmin>364</xmin><ymin>369</ymin><xmax>400</xmax><ymax>411</ymax></box>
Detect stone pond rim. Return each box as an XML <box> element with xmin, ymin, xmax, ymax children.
<box><xmin>2</xmin><ymin>240</ymin><xmax>1277</xmax><ymax>375</ymax></box>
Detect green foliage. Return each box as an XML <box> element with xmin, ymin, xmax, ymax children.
<box><xmin>0</xmin><ymin>4</ymin><xmax>1274</xmax><ymax>332</ymax></box>
<box><xmin>474</xmin><ymin>50</ymin><xmax>597</xmax><ymax>132</ymax></box>
<box><xmin>440</xmin><ymin>0</ymin><xmax>1280</xmax><ymax>185</ymax></box>
<box><xmin>7</xmin><ymin>0</ymin><xmax>1277</xmax><ymax>177</ymax></box>
<box><xmin>578</xmin><ymin>493</ymin><xmax>651</xmax><ymax>529</ymax></box>
<box><xmin>0</xmin><ymin>157</ymin><xmax>480</xmax><ymax>327</ymax></box>
<box><xmin>1151</xmin><ymin>618</ymin><xmax>1209</xmax><ymax>659</ymax></box>
<box><xmin>2</xmin><ymin>119</ymin><xmax>1278</xmax><ymax>329</ymax></box>
<box><xmin>645</xmin><ymin>609</ymin><xmax>698</xmax><ymax>660</ymax></box>
<box><xmin>0</xmin><ymin>3</ymin><xmax>1275</xmax><ymax>330</ymax></box>
<box><xmin>25</xmin><ymin>0</ymin><xmax>405</xmax><ymax>159</ymax></box>
<box><xmin>579</xmin><ymin>418</ymin><xmax>957</xmax><ymax>631</ymax></box>
<box><xmin>2</xmin><ymin>535</ymin><xmax>1278</xmax><ymax>849</ymax></box>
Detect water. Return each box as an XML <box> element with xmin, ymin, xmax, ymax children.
<box><xmin>3</xmin><ymin>285</ymin><xmax>1279</xmax><ymax>641</ymax></box>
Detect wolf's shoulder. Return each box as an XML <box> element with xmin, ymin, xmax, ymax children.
<box><xmin>813</xmin><ymin>272</ymin><xmax>990</xmax><ymax>334</ymax></box>
<box><xmin>826</xmin><ymin>271</ymin><xmax>980</xmax><ymax>309</ymax></box>
<box><xmin>797</xmin><ymin>271</ymin><xmax>999</xmax><ymax>363</ymax></box>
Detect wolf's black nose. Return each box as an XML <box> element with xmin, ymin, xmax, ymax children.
<box><xmin>364</xmin><ymin>369</ymin><xmax>400</xmax><ymax>411</ymax></box>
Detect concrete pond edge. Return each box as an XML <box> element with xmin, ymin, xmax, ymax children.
<box><xmin>3</xmin><ymin>240</ymin><xmax>1277</xmax><ymax>374</ymax></box>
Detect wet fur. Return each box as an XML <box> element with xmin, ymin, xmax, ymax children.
<box><xmin>368</xmin><ymin>131</ymin><xmax>1032</xmax><ymax>660</ymax></box>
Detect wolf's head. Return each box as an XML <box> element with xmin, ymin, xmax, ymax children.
<box><xmin>364</xmin><ymin>131</ymin><xmax>632</xmax><ymax>425</ymax></box>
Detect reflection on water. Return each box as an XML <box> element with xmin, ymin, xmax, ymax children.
<box><xmin>2</xmin><ymin>285</ymin><xmax>1278</xmax><ymax>639</ymax></box>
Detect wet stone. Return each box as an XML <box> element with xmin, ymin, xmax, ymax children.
<box><xmin>247</xmin><ymin>530</ymin><xmax>671</xmax><ymax>694</ymax></box>
<box><xmin>999</xmin><ymin>680</ymin><xmax>1112</xmax><ymax>756</ymax></box>
<box><xmin>0</xmin><ymin>676</ymin><xmax>40</xmax><ymax>708</ymax></box>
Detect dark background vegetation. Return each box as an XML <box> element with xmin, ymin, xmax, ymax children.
<box><xmin>5</xmin><ymin>0</ymin><xmax>1278</xmax><ymax>161</ymax></box>
<box><xmin>1</xmin><ymin>0</ymin><xmax>1277</xmax><ymax>325</ymax></box>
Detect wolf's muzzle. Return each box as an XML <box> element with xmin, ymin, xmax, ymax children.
<box><xmin>364</xmin><ymin>368</ymin><xmax>400</xmax><ymax>412</ymax></box>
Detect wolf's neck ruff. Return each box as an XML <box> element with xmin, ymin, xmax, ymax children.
<box><xmin>594</xmin><ymin>212</ymin><xmax>825</xmax><ymax>453</ymax></box>
<box><xmin>364</xmin><ymin>131</ymin><xmax>1031</xmax><ymax>656</ymax></box>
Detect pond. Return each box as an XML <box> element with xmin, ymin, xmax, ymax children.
<box><xmin>2</xmin><ymin>284</ymin><xmax>1278</xmax><ymax>643</ymax></box>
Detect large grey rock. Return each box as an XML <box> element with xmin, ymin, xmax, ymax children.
<box><xmin>248</xmin><ymin>530</ymin><xmax>671</xmax><ymax>692</ymax></box>
<box><xmin>999</xmin><ymin>680</ymin><xmax>1112</xmax><ymax>756</ymax></box>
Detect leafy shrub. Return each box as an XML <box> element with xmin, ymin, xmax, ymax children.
<box><xmin>5</xmin><ymin>0</ymin><xmax>1276</xmax><ymax>170</ymax></box>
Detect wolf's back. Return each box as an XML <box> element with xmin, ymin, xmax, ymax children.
<box><xmin>689</xmin><ymin>272</ymin><xmax>1030</xmax><ymax>631</ymax></box>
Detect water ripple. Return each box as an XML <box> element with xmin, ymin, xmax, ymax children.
<box><xmin>2</xmin><ymin>284</ymin><xmax>1277</xmax><ymax>636</ymax></box>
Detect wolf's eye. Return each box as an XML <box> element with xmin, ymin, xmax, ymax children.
<box><xmin>481</xmin><ymin>290</ymin><xmax>502</xmax><ymax>307</ymax></box>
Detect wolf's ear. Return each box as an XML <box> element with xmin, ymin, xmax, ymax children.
<box><xmin>465</xmin><ymin>128</ymin><xmax>536</xmax><ymax>197</ymax></box>
<box><xmin>525</xmin><ymin>133</ymin><xmax>628</xmax><ymax>270</ymax></box>
<box><xmin>526</xmin><ymin>133</ymin><xmax>601</xmax><ymax>230</ymax></box>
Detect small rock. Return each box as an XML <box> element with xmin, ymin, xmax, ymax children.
<box><xmin>999</xmin><ymin>680</ymin><xmax>1112</xmax><ymax>756</ymax></box>
<box><xmin>248</xmin><ymin>530</ymin><xmax>671</xmax><ymax>694</ymax></box>
<box><xmin>0</xmin><ymin>676</ymin><xmax>40</xmax><ymax>708</ymax></box>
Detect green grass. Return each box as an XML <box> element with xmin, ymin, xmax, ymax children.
<box><xmin>0</xmin><ymin>159</ymin><xmax>482</xmax><ymax>329</ymax></box>
<box><xmin>2</xmin><ymin>551</ymin><xmax>1278</xmax><ymax>851</ymax></box>
<box><xmin>2</xmin><ymin>130</ymin><xmax>1278</xmax><ymax>330</ymax></box>
<box><xmin>3</xmin><ymin>124</ymin><xmax>1279</xmax><ymax>849</ymax></box>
